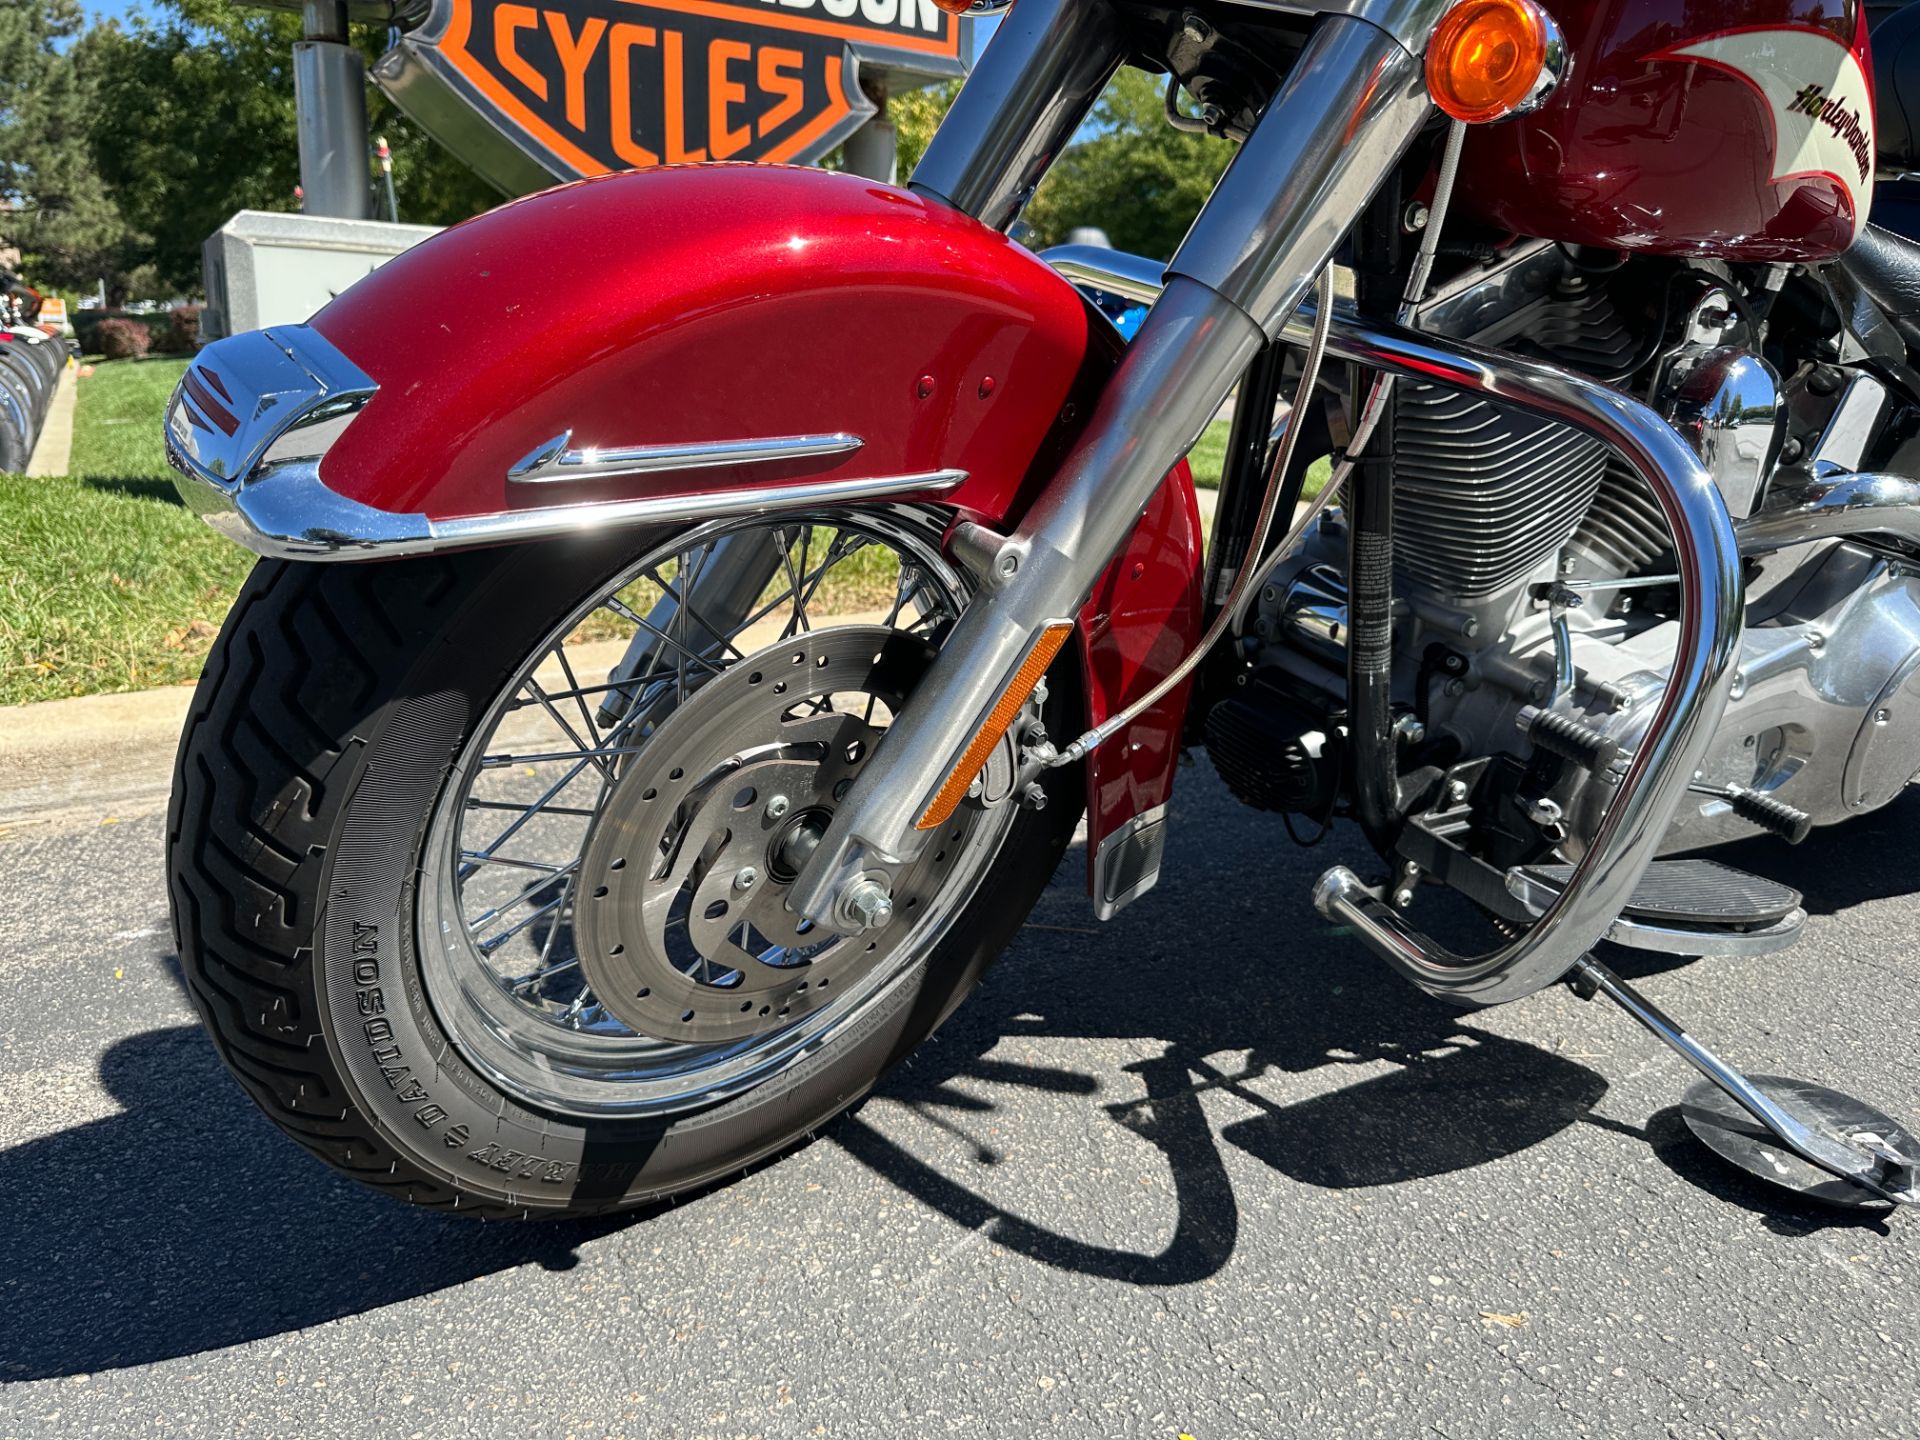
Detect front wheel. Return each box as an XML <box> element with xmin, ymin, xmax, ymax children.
<box><xmin>167</xmin><ymin>508</ymin><xmax>1081</xmax><ymax>1218</ymax></box>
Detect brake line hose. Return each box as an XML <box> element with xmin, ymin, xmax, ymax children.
<box><xmin>1052</xmin><ymin>263</ymin><xmax>1338</xmax><ymax>768</ymax></box>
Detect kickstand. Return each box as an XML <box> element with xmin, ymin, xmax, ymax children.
<box><xmin>1570</xmin><ymin>955</ymin><xmax>1918</xmax><ymax>1208</ymax></box>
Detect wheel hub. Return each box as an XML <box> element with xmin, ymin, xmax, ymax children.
<box><xmin>576</xmin><ymin>626</ymin><xmax>965</xmax><ymax>1044</ymax></box>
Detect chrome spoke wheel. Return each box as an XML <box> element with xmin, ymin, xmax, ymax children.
<box><xmin>417</xmin><ymin>507</ymin><xmax>1009</xmax><ymax>1118</ymax></box>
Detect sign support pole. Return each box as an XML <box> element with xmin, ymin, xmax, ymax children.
<box><xmin>841</xmin><ymin>76</ymin><xmax>897</xmax><ymax>184</ymax></box>
<box><xmin>294</xmin><ymin>0</ymin><xmax>373</xmax><ymax>219</ymax></box>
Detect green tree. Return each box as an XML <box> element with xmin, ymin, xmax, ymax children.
<box><xmin>1023</xmin><ymin>69</ymin><xmax>1233</xmax><ymax>259</ymax></box>
<box><xmin>892</xmin><ymin>77</ymin><xmax>960</xmax><ymax>180</ymax></box>
<box><xmin>878</xmin><ymin>67</ymin><xmax>1232</xmax><ymax>259</ymax></box>
<box><xmin>84</xmin><ymin>0</ymin><xmax>498</xmax><ymax>296</ymax></box>
<box><xmin>0</xmin><ymin>0</ymin><xmax>144</xmax><ymax>297</ymax></box>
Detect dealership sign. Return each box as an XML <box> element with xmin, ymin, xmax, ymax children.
<box><xmin>374</xmin><ymin>0</ymin><xmax>965</xmax><ymax>193</ymax></box>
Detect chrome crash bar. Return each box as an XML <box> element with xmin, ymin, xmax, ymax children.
<box><xmin>1048</xmin><ymin>247</ymin><xmax>1745</xmax><ymax>1008</ymax></box>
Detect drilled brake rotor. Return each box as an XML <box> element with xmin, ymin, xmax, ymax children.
<box><xmin>576</xmin><ymin>626</ymin><xmax>986</xmax><ymax>1043</ymax></box>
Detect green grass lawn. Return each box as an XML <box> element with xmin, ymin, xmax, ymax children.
<box><xmin>1187</xmin><ymin>416</ymin><xmax>1333</xmax><ymax>498</ymax></box>
<box><xmin>0</xmin><ymin>357</ymin><xmax>258</xmax><ymax>706</ymax></box>
<box><xmin>0</xmin><ymin>364</ymin><xmax>1331</xmax><ymax>708</ymax></box>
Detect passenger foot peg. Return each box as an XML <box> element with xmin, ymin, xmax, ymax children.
<box><xmin>1571</xmin><ymin>956</ymin><xmax>1918</xmax><ymax>1209</ymax></box>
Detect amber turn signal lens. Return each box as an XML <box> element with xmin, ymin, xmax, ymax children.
<box><xmin>916</xmin><ymin>621</ymin><xmax>1072</xmax><ymax>831</ymax></box>
<box><xmin>933</xmin><ymin>0</ymin><xmax>1011</xmax><ymax>13</ymax></box>
<box><xmin>1426</xmin><ymin>0</ymin><xmax>1551</xmax><ymax>124</ymax></box>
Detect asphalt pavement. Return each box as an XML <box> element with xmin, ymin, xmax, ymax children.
<box><xmin>1</xmin><ymin>744</ymin><xmax>1916</xmax><ymax>1439</ymax></box>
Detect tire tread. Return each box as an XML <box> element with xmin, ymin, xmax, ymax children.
<box><xmin>167</xmin><ymin>558</ymin><xmax>517</xmax><ymax>1216</ymax></box>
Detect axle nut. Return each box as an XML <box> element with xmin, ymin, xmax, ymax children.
<box><xmin>843</xmin><ymin>879</ymin><xmax>895</xmax><ymax>931</ymax></box>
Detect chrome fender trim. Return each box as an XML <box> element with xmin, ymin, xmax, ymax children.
<box><xmin>164</xmin><ymin>323</ymin><xmax>963</xmax><ymax>560</ymax></box>
<box><xmin>507</xmin><ymin>430</ymin><xmax>864</xmax><ymax>484</ymax></box>
<box><xmin>172</xmin><ymin>455</ymin><xmax>968</xmax><ymax>561</ymax></box>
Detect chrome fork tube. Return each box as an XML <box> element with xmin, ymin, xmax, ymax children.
<box><xmin>907</xmin><ymin>0</ymin><xmax>1125</xmax><ymax>231</ymax></box>
<box><xmin>790</xmin><ymin>14</ymin><xmax>1433</xmax><ymax>926</ymax></box>
<box><xmin>1166</xmin><ymin>16</ymin><xmax>1432</xmax><ymax>337</ymax></box>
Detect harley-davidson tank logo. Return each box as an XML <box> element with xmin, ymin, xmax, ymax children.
<box><xmin>377</xmin><ymin>0</ymin><xmax>963</xmax><ymax>191</ymax></box>
<box><xmin>1649</xmin><ymin>25</ymin><xmax>1876</xmax><ymax>238</ymax></box>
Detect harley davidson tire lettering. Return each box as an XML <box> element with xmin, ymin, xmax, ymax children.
<box><xmin>346</xmin><ymin>921</ymin><xmax>444</xmax><ymax>1121</ymax></box>
<box><xmin>414</xmin><ymin>1103</ymin><xmax>449</xmax><ymax>1129</ymax></box>
<box><xmin>463</xmin><ymin>1140</ymin><xmax>575</xmax><ymax>1183</ymax></box>
<box><xmin>1652</xmin><ymin>27</ymin><xmax>1876</xmax><ymax>237</ymax></box>
<box><xmin>444</xmin><ymin>1124</ymin><xmax>471</xmax><ymax>1149</ymax></box>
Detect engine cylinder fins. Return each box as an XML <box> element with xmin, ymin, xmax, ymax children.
<box><xmin>1204</xmin><ymin>674</ymin><xmax>1340</xmax><ymax>816</ymax></box>
<box><xmin>1566</xmin><ymin>455</ymin><xmax>1675</xmax><ymax>581</ymax></box>
<box><xmin>1385</xmin><ymin>266</ymin><xmax>1640</xmax><ymax>604</ymax></box>
<box><xmin>1389</xmin><ymin>384</ymin><xmax>1609</xmax><ymax>599</ymax></box>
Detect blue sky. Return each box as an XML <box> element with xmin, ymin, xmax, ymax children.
<box><xmin>84</xmin><ymin>0</ymin><xmax>149</xmax><ymax>22</ymax></box>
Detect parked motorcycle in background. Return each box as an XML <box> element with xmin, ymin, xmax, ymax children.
<box><xmin>163</xmin><ymin>0</ymin><xmax>1919</xmax><ymax>1217</ymax></box>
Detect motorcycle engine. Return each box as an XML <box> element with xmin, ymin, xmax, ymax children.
<box><xmin>1234</xmin><ymin>241</ymin><xmax>1920</xmax><ymax>852</ymax></box>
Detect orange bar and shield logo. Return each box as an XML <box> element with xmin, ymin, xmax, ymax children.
<box><xmin>378</xmin><ymin>0</ymin><xmax>964</xmax><ymax>189</ymax></box>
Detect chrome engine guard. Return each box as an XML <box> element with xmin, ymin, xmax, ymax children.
<box><xmin>1308</xmin><ymin>313</ymin><xmax>1744</xmax><ymax>1005</ymax></box>
<box><xmin>1052</xmin><ymin>250</ymin><xmax>1745</xmax><ymax>1008</ymax></box>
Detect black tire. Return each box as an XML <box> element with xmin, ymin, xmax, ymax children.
<box><xmin>167</xmin><ymin>536</ymin><xmax>1082</xmax><ymax>1219</ymax></box>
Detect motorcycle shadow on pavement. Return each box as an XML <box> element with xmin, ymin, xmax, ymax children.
<box><xmin>830</xmin><ymin>773</ymin><xmax>1920</xmax><ymax>1275</ymax></box>
<box><xmin>5</xmin><ymin>774</ymin><xmax>1903</xmax><ymax>1379</ymax></box>
<box><xmin>829</xmin><ymin>769</ymin><xmax>1616</xmax><ymax>1290</ymax></box>
<box><xmin>0</xmin><ymin>1012</ymin><xmax>635</xmax><ymax>1382</ymax></box>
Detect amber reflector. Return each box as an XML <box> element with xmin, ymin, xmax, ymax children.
<box><xmin>931</xmin><ymin>0</ymin><xmax>975</xmax><ymax>12</ymax></box>
<box><xmin>1425</xmin><ymin>0</ymin><xmax>1549</xmax><ymax>124</ymax></box>
<box><xmin>916</xmin><ymin>621</ymin><xmax>1072</xmax><ymax>831</ymax></box>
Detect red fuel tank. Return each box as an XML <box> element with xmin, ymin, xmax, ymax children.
<box><xmin>1453</xmin><ymin>0</ymin><xmax>1875</xmax><ymax>261</ymax></box>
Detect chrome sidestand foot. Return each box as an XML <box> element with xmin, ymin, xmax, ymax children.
<box><xmin>1569</xmin><ymin>956</ymin><xmax>1919</xmax><ymax>1209</ymax></box>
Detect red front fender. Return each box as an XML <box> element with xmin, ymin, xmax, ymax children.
<box><xmin>307</xmin><ymin>163</ymin><xmax>1201</xmax><ymax>905</ymax></box>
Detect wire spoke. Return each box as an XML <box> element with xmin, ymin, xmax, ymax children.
<box><xmin>480</xmin><ymin>744</ymin><xmax>652</xmax><ymax>768</ymax></box>
<box><xmin>787</xmin><ymin>525</ymin><xmax>816</xmax><ymax>636</ymax></box>
<box><xmin>793</xmin><ymin>529</ymin><xmax>868</xmax><ymax>620</ymax></box>
<box><xmin>461</xmin><ymin>751</ymin><xmax>604</xmax><ymax>879</ymax></box>
<box><xmin>529</xmin><ymin>868</ymin><xmax>576</xmax><ymax>978</ymax></box>
<box><xmin>477</xmin><ymin>890</ymin><xmax>571</xmax><ymax>954</ymax></box>
<box><xmin>553</xmin><ymin>644</ymin><xmax>606</xmax><ymax>754</ymax></box>
<box><xmin>468</xmin><ymin>858</ymin><xmax>580</xmax><ymax>934</ymax></box>
<box><xmin>523</xmin><ymin>676</ymin><xmax>616</xmax><ymax>782</ymax></box>
<box><xmin>460</xmin><ymin>851</ymin><xmax>571</xmax><ymax>874</ymax></box>
<box><xmin>507</xmin><ymin>956</ymin><xmax>579</xmax><ymax>993</ymax></box>
<box><xmin>601</xmin><ymin>592</ymin><xmax>728</xmax><ymax>681</ymax></box>
<box><xmin>465</xmin><ymin>796</ymin><xmax>600</xmax><ymax>818</ymax></box>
